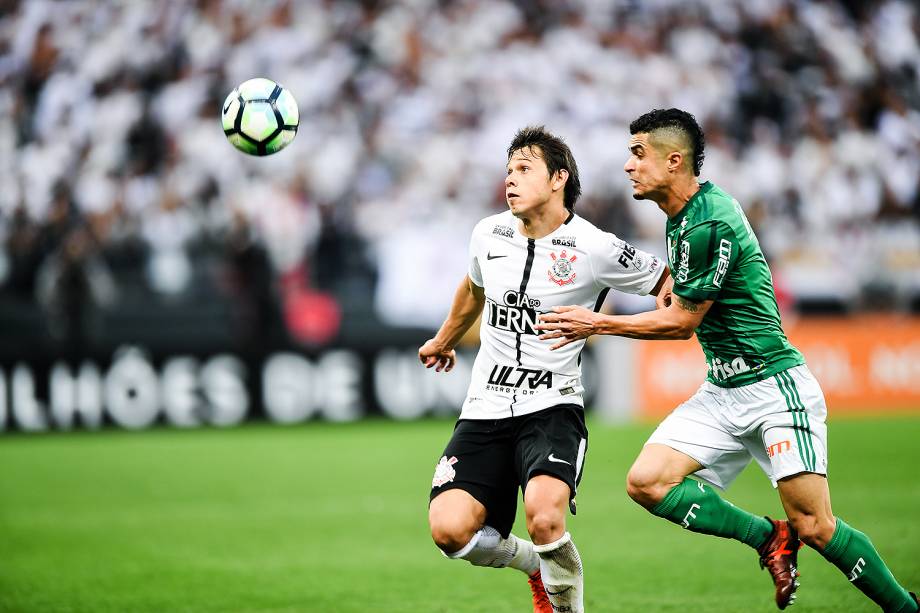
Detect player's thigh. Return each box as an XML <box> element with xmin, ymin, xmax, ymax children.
<box><xmin>644</xmin><ymin>383</ymin><xmax>750</xmax><ymax>490</ymax></box>
<box><xmin>514</xmin><ymin>404</ymin><xmax>588</xmax><ymax>505</ymax></box>
<box><xmin>745</xmin><ymin>366</ymin><xmax>829</xmax><ymax>486</ymax></box>
<box><xmin>429</xmin><ymin>418</ymin><xmax>518</xmax><ymax>538</ymax></box>
<box><xmin>523</xmin><ymin>474</ymin><xmax>571</xmax><ymax>514</ymax></box>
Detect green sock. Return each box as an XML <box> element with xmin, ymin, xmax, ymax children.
<box><xmin>651</xmin><ymin>478</ymin><xmax>773</xmax><ymax>550</ymax></box>
<box><xmin>820</xmin><ymin>518</ymin><xmax>917</xmax><ymax>613</ymax></box>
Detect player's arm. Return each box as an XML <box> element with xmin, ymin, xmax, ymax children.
<box><xmin>536</xmin><ymin>292</ymin><xmax>711</xmax><ymax>349</ymax></box>
<box><xmin>652</xmin><ymin>266</ymin><xmax>673</xmax><ymax>308</ymax></box>
<box><xmin>419</xmin><ymin>275</ymin><xmax>486</xmax><ymax>372</ymax></box>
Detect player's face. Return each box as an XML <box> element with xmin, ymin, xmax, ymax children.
<box><xmin>623</xmin><ymin>133</ymin><xmax>670</xmax><ymax>201</ymax></box>
<box><xmin>505</xmin><ymin>147</ymin><xmax>556</xmax><ymax>217</ymax></box>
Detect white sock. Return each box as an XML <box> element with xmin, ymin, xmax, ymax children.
<box><xmin>447</xmin><ymin>525</ymin><xmax>539</xmax><ymax>575</ymax></box>
<box><xmin>533</xmin><ymin>532</ymin><xmax>584</xmax><ymax>613</ymax></box>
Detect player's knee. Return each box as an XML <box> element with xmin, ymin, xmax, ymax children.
<box><xmin>526</xmin><ymin>508</ymin><xmax>565</xmax><ymax>545</ymax></box>
<box><xmin>429</xmin><ymin>518</ymin><xmax>474</xmax><ymax>554</ymax></box>
<box><xmin>429</xmin><ymin>508</ymin><xmax>477</xmax><ymax>554</ymax></box>
<box><xmin>626</xmin><ymin>466</ymin><xmax>669</xmax><ymax>509</ymax></box>
<box><xmin>789</xmin><ymin>514</ymin><xmax>836</xmax><ymax>550</ymax></box>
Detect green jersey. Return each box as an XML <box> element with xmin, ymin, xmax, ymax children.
<box><xmin>666</xmin><ymin>182</ymin><xmax>804</xmax><ymax>388</ymax></box>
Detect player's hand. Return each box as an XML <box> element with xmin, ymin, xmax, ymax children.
<box><xmin>536</xmin><ymin>305</ymin><xmax>600</xmax><ymax>350</ymax></box>
<box><xmin>656</xmin><ymin>276</ymin><xmax>674</xmax><ymax>309</ymax></box>
<box><xmin>418</xmin><ymin>338</ymin><xmax>456</xmax><ymax>372</ymax></box>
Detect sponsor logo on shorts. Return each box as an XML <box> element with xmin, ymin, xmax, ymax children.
<box><xmin>547</xmin><ymin>453</ymin><xmax>571</xmax><ymax>465</ymax></box>
<box><xmin>432</xmin><ymin>455</ymin><xmax>458</xmax><ymax>488</ymax></box>
<box><xmin>766</xmin><ymin>440</ymin><xmax>792</xmax><ymax>458</ymax></box>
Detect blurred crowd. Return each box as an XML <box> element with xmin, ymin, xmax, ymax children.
<box><xmin>0</xmin><ymin>0</ymin><xmax>918</xmax><ymax>347</ymax></box>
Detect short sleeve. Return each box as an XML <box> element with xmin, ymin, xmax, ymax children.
<box><xmin>468</xmin><ymin>224</ymin><xmax>483</xmax><ymax>287</ymax></box>
<box><xmin>594</xmin><ymin>233</ymin><xmax>666</xmax><ymax>295</ymax></box>
<box><xmin>672</xmin><ymin>220</ymin><xmax>736</xmax><ymax>301</ymax></box>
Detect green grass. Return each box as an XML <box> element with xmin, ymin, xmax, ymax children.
<box><xmin>1</xmin><ymin>416</ymin><xmax>918</xmax><ymax>612</ymax></box>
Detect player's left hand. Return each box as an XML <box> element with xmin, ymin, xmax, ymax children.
<box><xmin>536</xmin><ymin>305</ymin><xmax>600</xmax><ymax>350</ymax></box>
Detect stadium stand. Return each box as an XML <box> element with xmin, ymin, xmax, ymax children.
<box><xmin>1</xmin><ymin>0</ymin><xmax>917</xmax><ymax>348</ymax></box>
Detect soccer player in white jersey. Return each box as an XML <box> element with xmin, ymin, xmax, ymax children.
<box><xmin>420</xmin><ymin>126</ymin><xmax>669</xmax><ymax>613</ymax></box>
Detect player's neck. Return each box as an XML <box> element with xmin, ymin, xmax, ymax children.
<box><xmin>516</xmin><ymin>203</ymin><xmax>570</xmax><ymax>239</ymax></box>
<box><xmin>656</xmin><ymin>178</ymin><xmax>700</xmax><ymax>219</ymax></box>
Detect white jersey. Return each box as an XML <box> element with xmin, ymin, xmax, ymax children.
<box><xmin>462</xmin><ymin>210</ymin><xmax>665</xmax><ymax>420</ymax></box>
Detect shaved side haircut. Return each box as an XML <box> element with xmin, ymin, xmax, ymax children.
<box><xmin>629</xmin><ymin>109</ymin><xmax>706</xmax><ymax>176</ymax></box>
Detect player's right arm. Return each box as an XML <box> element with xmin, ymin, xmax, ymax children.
<box><xmin>418</xmin><ymin>275</ymin><xmax>485</xmax><ymax>373</ymax></box>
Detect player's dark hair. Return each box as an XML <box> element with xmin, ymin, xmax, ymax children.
<box><xmin>629</xmin><ymin>108</ymin><xmax>706</xmax><ymax>177</ymax></box>
<box><xmin>507</xmin><ymin>126</ymin><xmax>581</xmax><ymax>211</ymax></box>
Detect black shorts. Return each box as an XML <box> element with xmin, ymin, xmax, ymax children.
<box><xmin>429</xmin><ymin>404</ymin><xmax>588</xmax><ymax>539</ymax></box>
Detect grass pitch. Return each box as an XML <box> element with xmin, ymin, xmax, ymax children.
<box><xmin>1</xmin><ymin>416</ymin><xmax>918</xmax><ymax>612</ymax></box>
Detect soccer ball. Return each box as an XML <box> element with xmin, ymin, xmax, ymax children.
<box><xmin>221</xmin><ymin>78</ymin><xmax>299</xmax><ymax>156</ymax></box>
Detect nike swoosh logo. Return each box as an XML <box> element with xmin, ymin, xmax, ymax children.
<box><xmin>486</xmin><ymin>253</ymin><xmax>507</xmax><ymax>260</ymax></box>
<box><xmin>223</xmin><ymin>99</ymin><xmax>233</xmax><ymax>114</ymax></box>
<box><xmin>548</xmin><ymin>454</ymin><xmax>571</xmax><ymax>465</ymax></box>
<box><xmin>546</xmin><ymin>586</ymin><xmax>572</xmax><ymax>596</ymax></box>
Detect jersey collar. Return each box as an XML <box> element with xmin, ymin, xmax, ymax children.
<box><xmin>669</xmin><ymin>181</ymin><xmax>712</xmax><ymax>227</ymax></box>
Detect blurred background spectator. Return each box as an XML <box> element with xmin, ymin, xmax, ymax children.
<box><xmin>1</xmin><ymin>0</ymin><xmax>918</xmax><ymax>352</ymax></box>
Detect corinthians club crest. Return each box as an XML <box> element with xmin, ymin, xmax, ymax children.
<box><xmin>548</xmin><ymin>250</ymin><xmax>577</xmax><ymax>286</ymax></box>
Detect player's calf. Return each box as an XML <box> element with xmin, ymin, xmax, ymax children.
<box><xmin>641</xmin><ymin>476</ymin><xmax>794</xmax><ymax>609</ymax></box>
<box><xmin>814</xmin><ymin>518</ymin><xmax>917</xmax><ymax>612</ymax></box>
<box><xmin>441</xmin><ymin>524</ymin><xmax>550</xmax><ymax>613</ymax></box>
<box><xmin>445</xmin><ymin>526</ymin><xmax>540</xmax><ymax>573</ymax></box>
<box><xmin>786</xmin><ymin>512</ymin><xmax>835</xmax><ymax>550</ymax></box>
<box><xmin>534</xmin><ymin>532</ymin><xmax>584</xmax><ymax>613</ymax></box>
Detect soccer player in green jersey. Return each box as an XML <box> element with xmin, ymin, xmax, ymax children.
<box><xmin>537</xmin><ymin>108</ymin><xmax>918</xmax><ymax>612</ymax></box>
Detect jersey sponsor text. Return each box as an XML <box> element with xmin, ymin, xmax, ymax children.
<box><xmin>708</xmin><ymin>355</ymin><xmax>753</xmax><ymax>381</ymax></box>
<box><xmin>492</xmin><ymin>224</ymin><xmax>514</xmax><ymax>238</ymax></box>
<box><xmin>486</xmin><ymin>293</ymin><xmax>541</xmax><ymax>335</ymax></box>
<box><xmin>713</xmin><ymin>239</ymin><xmax>732</xmax><ymax>288</ymax></box>
<box><xmin>487</xmin><ymin>365</ymin><xmax>553</xmax><ymax>394</ymax></box>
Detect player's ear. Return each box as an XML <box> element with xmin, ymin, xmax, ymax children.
<box><xmin>553</xmin><ymin>169</ymin><xmax>569</xmax><ymax>191</ymax></box>
<box><xmin>667</xmin><ymin>151</ymin><xmax>683</xmax><ymax>173</ymax></box>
